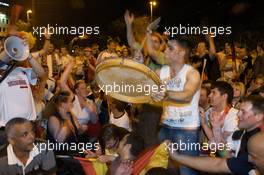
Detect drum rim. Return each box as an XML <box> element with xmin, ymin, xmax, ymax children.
<box><xmin>95</xmin><ymin>58</ymin><xmax>161</xmax><ymax>103</ymax></box>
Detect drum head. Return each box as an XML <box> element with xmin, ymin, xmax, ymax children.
<box><xmin>95</xmin><ymin>58</ymin><xmax>161</xmax><ymax>103</ymax></box>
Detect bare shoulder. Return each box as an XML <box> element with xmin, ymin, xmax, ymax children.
<box><xmin>49</xmin><ymin>116</ymin><xmax>60</xmax><ymax>123</ymax></box>
<box><xmin>187</xmin><ymin>67</ymin><xmax>200</xmax><ymax>80</ymax></box>
<box><xmin>48</xmin><ymin>116</ymin><xmax>61</xmax><ymax>131</ymax></box>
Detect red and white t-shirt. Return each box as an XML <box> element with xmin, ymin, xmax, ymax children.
<box><xmin>0</xmin><ymin>67</ymin><xmax>37</xmax><ymax>126</ymax></box>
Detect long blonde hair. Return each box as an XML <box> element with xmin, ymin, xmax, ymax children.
<box><xmin>233</xmin><ymin>82</ymin><xmax>245</xmax><ymax>99</ymax></box>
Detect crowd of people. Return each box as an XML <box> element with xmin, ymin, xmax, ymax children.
<box><xmin>0</xmin><ymin>6</ymin><xmax>263</xmax><ymax>175</ymax></box>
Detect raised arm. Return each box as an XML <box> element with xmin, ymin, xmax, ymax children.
<box><xmin>200</xmin><ymin>107</ymin><xmax>214</xmax><ymax>140</ymax></box>
<box><xmin>206</xmin><ymin>34</ymin><xmax>216</xmax><ymax>60</ymax></box>
<box><xmin>58</xmin><ymin>59</ymin><xmax>74</xmax><ymax>94</ymax></box>
<box><xmin>146</xmin><ymin>32</ymin><xmax>166</xmax><ymax>65</ymax></box>
<box><xmin>88</xmin><ymin>62</ymin><xmax>96</xmax><ymax>72</ymax></box>
<box><xmin>209</xmin><ymin>111</ymin><xmax>227</xmax><ymax>144</ymax></box>
<box><xmin>28</xmin><ymin>54</ymin><xmax>46</xmax><ymax>78</ymax></box>
<box><xmin>33</xmin><ymin>71</ymin><xmax>48</xmax><ymax>102</ymax></box>
<box><xmin>31</xmin><ymin>29</ymin><xmax>51</xmax><ymax>58</ymax></box>
<box><xmin>7</xmin><ymin>3</ymin><xmax>23</xmax><ymax>36</ymax></box>
<box><xmin>124</xmin><ymin>10</ymin><xmax>136</xmax><ymax>49</ymax></box>
<box><xmin>146</xmin><ymin>17</ymin><xmax>165</xmax><ymax>64</ymax></box>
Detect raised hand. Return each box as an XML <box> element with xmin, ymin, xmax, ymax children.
<box><xmin>43</xmin><ymin>27</ymin><xmax>51</xmax><ymax>39</ymax></box>
<box><xmin>124</xmin><ymin>10</ymin><xmax>134</xmax><ymax>26</ymax></box>
<box><xmin>147</xmin><ymin>17</ymin><xmax>161</xmax><ymax>32</ymax></box>
<box><xmin>205</xmin><ymin>33</ymin><xmax>213</xmax><ymax>41</ymax></box>
<box><xmin>209</xmin><ymin>110</ymin><xmax>224</xmax><ymax>128</ymax></box>
<box><xmin>199</xmin><ymin>107</ymin><xmax>206</xmax><ymax>125</ymax></box>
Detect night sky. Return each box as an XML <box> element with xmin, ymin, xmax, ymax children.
<box><xmin>15</xmin><ymin>0</ymin><xmax>260</xmax><ymax>29</ymax></box>
<box><xmin>12</xmin><ymin>0</ymin><xmax>263</xmax><ymax>46</ymax></box>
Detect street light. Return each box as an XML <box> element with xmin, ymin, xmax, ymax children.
<box><xmin>149</xmin><ymin>1</ymin><xmax>157</xmax><ymax>22</ymax></box>
<box><xmin>26</xmin><ymin>10</ymin><xmax>32</xmax><ymax>23</ymax></box>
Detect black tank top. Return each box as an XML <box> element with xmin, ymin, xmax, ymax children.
<box><xmin>47</xmin><ymin>111</ymin><xmax>79</xmax><ymax>155</ymax></box>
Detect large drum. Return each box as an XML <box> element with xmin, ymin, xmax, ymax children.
<box><xmin>95</xmin><ymin>58</ymin><xmax>162</xmax><ymax>103</ymax></box>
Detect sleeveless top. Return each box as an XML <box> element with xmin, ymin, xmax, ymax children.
<box><xmin>109</xmin><ymin>111</ymin><xmax>132</xmax><ymax>131</ymax></box>
<box><xmin>47</xmin><ymin>111</ymin><xmax>79</xmax><ymax>154</ymax></box>
<box><xmin>160</xmin><ymin>64</ymin><xmax>200</xmax><ymax>129</ymax></box>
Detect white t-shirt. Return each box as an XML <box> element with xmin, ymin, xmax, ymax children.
<box><xmin>0</xmin><ymin>67</ymin><xmax>37</xmax><ymax>126</ymax></box>
<box><xmin>206</xmin><ymin>107</ymin><xmax>239</xmax><ymax>150</ymax></box>
<box><xmin>71</xmin><ymin>95</ymin><xmax>92</xmax><ymax>125</ymax></box>
<box><xmin>109</xmin><ymin>111</ymin><xmax>131</xmax><ymax>131</ymax></box>
<box><xmin>160</xmin><ymin>64</ymin><xmax>200</xmax><ymax>128</ymax></box>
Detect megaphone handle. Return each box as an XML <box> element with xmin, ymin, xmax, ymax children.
<box><xmin>0</xmin><ymin>62</ymin><xmax>17</xmax><ymax>84</ymax></box>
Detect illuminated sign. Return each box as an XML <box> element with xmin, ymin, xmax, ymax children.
<box><xmin>0</xmin><ymin>13</ymin><xmax>6</xmax><ymax>18</ymax></box>
<box><xmin>0</xmin><ymin>2</ymin><xmax>9</xmax><ymax>7</ymax></box>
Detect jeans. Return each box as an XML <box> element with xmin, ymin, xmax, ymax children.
<box><xmin>159</xmin><ymin>126</ymin><xmax>200</xmax><ymax>175</ymax></box>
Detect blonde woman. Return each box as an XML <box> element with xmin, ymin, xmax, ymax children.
<box><xmin>232</xmin><ymin>82</ymin><xmax>245</xmax><ymax>109</ymax></box>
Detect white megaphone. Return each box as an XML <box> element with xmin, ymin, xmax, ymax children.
<box><xmin>0</xmin><ymin>36</ymin><xmax>29</xmax><ymax>67</ymax></box>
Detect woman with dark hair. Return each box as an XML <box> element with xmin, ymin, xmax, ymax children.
<box><xmin>85</xmin><ymin>124</ymin><xmax>129</xmax><ymax>163</ymax></box>
<box><xmin>59</xmin><ymin>59</ymin><xmax>98</xmax><ymax>135</ymax></box>
<box><xmin>47</xmin><ymin>91</ymin><xmax>81</xmax><ymax>147</ymax></box>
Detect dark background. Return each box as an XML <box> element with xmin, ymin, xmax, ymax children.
<box><xmin>7</xmin><ymin>0</ymin><xmax>264</xmax><ymax>49</ymax></box>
